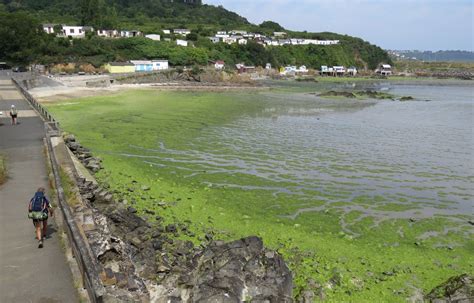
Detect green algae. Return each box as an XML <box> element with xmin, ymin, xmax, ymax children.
<box><xmin>318</xmin><ymin>90</ymin><xmax>399</xmax><ymax>100</ymax></box>
<box><xmin>46</xmin><ymin>89</ymin><xmax>474</xmax><ymax>301</ymax></box>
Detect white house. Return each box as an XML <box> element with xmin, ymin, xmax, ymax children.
<box><xmin>298</xmin><ymin>65</ymin><xmax>308</xmax><ymax>73</ymax></box>
<box><xmin>97</xmin><ymin>29</ymin><xmax>119</xmax><ymax>38</ymax></box>
<box><xmin>281</xmin><ymin>66</ymin><xmax>297</xmax><ymax>75</ymax></box>
<box><xmin>215</xmin><ymin>33</ymin><xmax>230</xmax><ymax>39</ymax></box>
<box><xmin>145</xmin><ymin>34</ymin><xmax>161</xmax><ymax>41</ymax></box>
<box><xmin>174</xmin><ymin>29</ymin><xmax>191</xmax><ymax>36</ymax></box>
<box><xmin>43</xmin><ymin>24</ymin><xmax>55</xmax><ymax>34</ymax></box>
<box><xmin>130</xmin><ymin>60</ymin><xmax>154</xmax><ymax>72</ymax></box>
<box><xmin>377</xmin><ymin>64</ymin><xmax>392</xmax><ymax>75</ymax></box>
<box><xmin>302</xmin><ymin>39</ymin><xmax>318</xmax><ymax>45</ymax></box>
<box><xmin>236</xmin><ymin>63</ymin><xmax>256</xmax><ymax>73</ymax></box>
<box><xmin>223</xmin><ymin>37</ymin><xmax>237</xmax><ymax>44</ymax></box>
<box><xmin>238</xmin><ymin>38</ymin><xmax>248</xmax><ymax>45</ymax></box>
<box><xmin>321</xmin><ymin>65</ymin><xmax>335</xmax><ymax>75</ymax></box>
<box><xmin>289</xmin><ymin>39</ymin><xmax>340</xmax><ymax>46</ymax></box>
<box><xmin>61</xmin><ymin>26</ymin><xmax>93</xmax><ymax>38</ymax></box>
<box><xmin>273</xmin><ymin>32</ymin><xmax>287</xmax><ymax>37</ymax></box>
<box><xmin>278</xmin><ymin>39</ymin><xmax>291</xmax><ymax>45</ymax></box>
<box><xmin>290</xmin><ymin>39</ymin><xmax>304</xmax><ymax>45</ymax></box>
<box><xmin>130</xmin><ymin>60</ymin><xmax>169</xmax><ymax>72</ymax></box>
<box><xmin>282</xmin><ymin>65</ymin><xmax>308</xmax><ymax>75</ymax></box>
<box><xmin>163</xmin><ymin>29</ymin><xmax>171</xmax><ymax>35</ymax></box>
<box><xmin>176</xmin><ymin>39</ymin><xmax>188</xmax><ymax>47</ymax></box>
<box><xmin>231</xmin><ymin>30</ymin><xmax>247</xmax><ymax>35</ymax></box>
<box><xmin>333</xmin><ymin>66</ymin><xmax>346</xmax><ymax>75</ymax></box>
<box><xmin>209</xmin><ymin>37</ymin><xmax>220</xmax><ymax>43</ymax></box>
<box><xmin>316</xmin><ymin>40</ymin><xmax>340</xmax><ymax>45</ymax></box>
<box><xmin>265</xmin><ymin>40</ymin><xmax>279</xmax><ymax>46</ymax></box>
<box><xmin>214</xmin><ymin>60</ymin><xmax>225</xmax><ymax>70</ymax></box>
<box><xmin>347</xmin><ymin>66</ymin><xmax>358</xmax><ymax>76</ymax></box>
<box><xmin>121</xmin><ymin>30</ymin><xmax>142</xmax><ymax>37</ymax></box>
<box><xmin>152</xmin><ymin>60</ymin><xmax>169</xmax><ymax>70</ymax></box>
<box><xmin>216</xmin><ymin>31</ymin><xmax>227</xmax><ymax>35</ymax></box>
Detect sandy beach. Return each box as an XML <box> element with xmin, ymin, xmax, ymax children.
<box><xmin>27</xmin><ymin>74</ymin><xmax>268</xmax><ymax>102</ymax></box>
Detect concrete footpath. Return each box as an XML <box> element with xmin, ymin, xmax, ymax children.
<box><xmin>0</xmin><ymin>73</ymin><xmax>78</xmax><ymax>302</ymax></box>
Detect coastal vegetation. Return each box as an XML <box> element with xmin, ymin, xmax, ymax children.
<box><xmin>0</xmin><ymin>0</ymin><xmax>248</xmax><ymax>30</ymax></box>
<box><xmin>46</xmin><ymin>88</ymin><xmax>473</xmax><ymax>301</ymax></box>
<box><xmin>318</xmin><ymin>90</ymin><xmax>397</xmax><ymax>100</ymax></box>
<box><xmin>0</xmin><ymin>2</ymin><xmax>391</xmax><ymax>70</ymax></box>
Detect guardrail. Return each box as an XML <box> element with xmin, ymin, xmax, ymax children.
<box><xmin>11</xmin><ymin>77</ymin><xmax>59</xmax><ymax>127</ymax></box>
<box><xmin>12</xmin><ymin>76</ymin><xmax>105</xmax><ymax>303</ymax></box>
<box><xmin>45</xmin><ymin>134</ymin><xmax>105</xmax><ymax>303</ymax></box>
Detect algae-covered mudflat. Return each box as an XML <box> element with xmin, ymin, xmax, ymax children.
<box><xmin>47</xmin><ymin>83</ymin><xmax>474</xmax><ymax>301</ymax></box>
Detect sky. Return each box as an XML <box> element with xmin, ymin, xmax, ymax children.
<box><xmin>205</xmin><ymin>0</ymin><xmax>473</xmax><ymax>51</ymax></box>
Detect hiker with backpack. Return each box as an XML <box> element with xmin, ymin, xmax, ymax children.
<box><xmin>28</xmin><ymin>188</ymin><xmax>53</xmax><ymax>248</ymax></box>
<box><xmin>9</xmin><ymin>105</ymin><xmax>18</xmax><ymax>125</ymax></box>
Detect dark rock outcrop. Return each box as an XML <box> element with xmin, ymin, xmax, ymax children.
<box><xmin>318</xmin><ymin>90</ymin><xmax>356</xmax><ymax>98</ymax></box>
<box><xmin>64</xmin><ymin>134</ymin><xmax>103</xmax><ymax>172</ymax></box>
<box><xmin>425</xmin><ymin>274</ymin><xmax>473</xmax><ymax>303</ymax></box>
<box><xmin>71</xmin><ymin>137</ymin><xmax>293</xmax><ymax>302</ymax></box>
<box><xmin>166</xmin><ymin>236</ymin><xmax>293</xmax><ymax>302</ymax></box>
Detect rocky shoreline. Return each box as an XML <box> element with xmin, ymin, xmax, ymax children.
<box><xmin>63</xmin><ymin>134</ymin><xmax>293</xmax><ymax>302</ymax></box>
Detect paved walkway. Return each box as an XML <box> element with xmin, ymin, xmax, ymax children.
<box><xmin>0</xmin><ymin>73</ymin><xmax>78</xmax><ymax>302</ymax></box>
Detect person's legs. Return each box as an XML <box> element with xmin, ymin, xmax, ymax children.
<box><xmin>34</xmin><ymin>221</ymin><xmax>43</xmax><ymax>248</ymax></box>
<box><xmin>42</xmin><ymin>219</ymin><xmax>48</xmax><ymax>239</ymax></box>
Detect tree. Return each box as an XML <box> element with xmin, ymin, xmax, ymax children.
<box><xmin>187</xmin><ymin>32</ymin><xmax>198</xmax><ymax>41</ymax></box>
<box><xmin>102</xmin><ymin>6</ymin><xmax>119</xmax><ymax>29</ymax></box>
<box><xmin>0</xmin><ymin>12</ymin><xmax>45</xmax><ymax>66</ymax></box>
<box><xmin>80</xmin><ymin>0</ymin><xmax>104</xmax><ymax>27</ymax></box>
<box><xmin>53</xmin><ymin>24</ymin><xmax>63</xmax><ymax>35</ymax></box>
<box><xmin>259</xmin><ymin>21</ymin><xmax>284</xmax><ymax>32</ymax></box>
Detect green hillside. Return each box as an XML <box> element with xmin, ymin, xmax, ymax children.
<box><xmin>0</xmin><ymin>0</ymin><xmax>249</xmax><ymax>29</ymax></box>
<box><xmin>0</xmin><ymin>0</ymin><xmax>391</xmax><ymax>70</ymax></box>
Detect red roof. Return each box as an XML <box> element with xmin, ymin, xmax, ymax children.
<box><xmin>216</xmin><ymin>60</ymin><xmax>225</xmax><ymax>64</ymax></box>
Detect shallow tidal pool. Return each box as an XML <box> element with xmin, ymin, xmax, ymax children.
<box><xmin>47</xmin><ymin>82</ymin><xmax>474</xmax><ymax>301</ymax></box>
